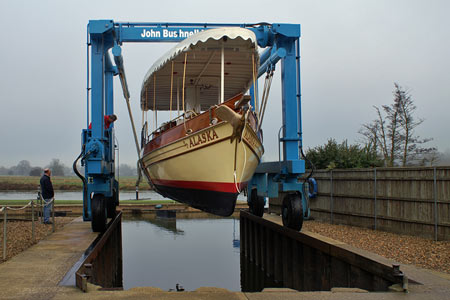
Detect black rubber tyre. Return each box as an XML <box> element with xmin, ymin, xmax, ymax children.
<box><xmin>249</xmin><ymin>189</ymin><xmax>265</xmax><ymax>217</ymax></box>
<box><xmin>106</xmin><ymin>189</ymin><xmax>118</xmax><ymax>219</ymax></box>
<box><xmin>91</xmin><ymin>194</ymin><xmax>107</xmax><ymax>232</ymax></box>
<box><xmin>282</xmin><ymin>192</ymin><xmax>303</xmax><ymax>231</ymax></box>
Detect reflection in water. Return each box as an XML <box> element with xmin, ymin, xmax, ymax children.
<box><xmin>126</xmin><ymin>215</ymin><xmax>184</xmax><ymax>235</ymax></box>
<box><xmin>232</xmin><ymin>218</ymin><xmax>240</xmax><ymax>249</ymax></box>
<box><xmin>122</xmin><ymin>217</ymin><xmax>240</xmax><ymax>291</ymax></box>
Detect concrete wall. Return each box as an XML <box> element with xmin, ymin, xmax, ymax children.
<box><xmin>273</xmin><ymin>167</ymin><xmax>450</xmax><ymax>241</ymax></box>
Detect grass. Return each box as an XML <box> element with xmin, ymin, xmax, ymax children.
<box><xmin>0</xmin><ymin>199</ymin><xmax>176</xmax><ymax>206</ymax></box>
<box><xmin>0</xmin><ymin>175</ymin><xmax>151</xmax><ymax>191</ymax></box>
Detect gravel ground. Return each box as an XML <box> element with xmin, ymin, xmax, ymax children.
<box><xmin>303</xmin><ymin>220</ymin><xmax>450</xmax><ymax>275</ymax></box>
<box><xmin>0</xmin><ymin>217</ymin><xmax>75</xmax><ymax>262</ymax></box>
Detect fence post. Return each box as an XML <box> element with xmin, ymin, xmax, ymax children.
<box><xmin>374</xmin><ymin>168</ymin><xmax>377</xmax><ymax>230</ymax></box>
<box><xmin>330</xmin><ymin>170</ymin><xmax>333</xmax><ymax>224</ymax></box>
<box><xmin>52</xmin><ymin>198</ymin><xmax>55</xmax><ymax>233</ymax></box>
<box><xmin>37</xmin><ymin>185</ymin><xmax>43</xmax><ymax>224</ymax></box>
<box><xmin>31</xmin><ymin>200</ymin><xmax>35</xmax><ymax>243</ymax></box>
<box><xmin>3</xmin><ymin>208</ymin><xmax>7</xmax><ymax>260</ymax></box>
<box><xmin>434</xmin><ymin>167</ymin><xmax>438</xmax><ymax>241</ymax></box>
<box><xmin>40</xmin><ymin>194</ymin><xmax>44</xmax><ymax>224</ymax></box>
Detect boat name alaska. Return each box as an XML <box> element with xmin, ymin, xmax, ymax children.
<box><xmin>187</xmin><ymin>129</ymin><xmax>219</xmax><ymax>148</ymax></box>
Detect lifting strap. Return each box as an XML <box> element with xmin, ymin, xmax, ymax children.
<box><xmin>121</xmin><ymin>81</ymin><xmax>141</xmax><ymax>159</ymax></box>
<box><xmin>257</xmin><ymin>68</ymin><xmax>274</xmax><ymax>132</ymax></box>
<box><xmin>121</xmin><ymin>88</ymin><xmax>144</xmax><ymax>190</ymax></box>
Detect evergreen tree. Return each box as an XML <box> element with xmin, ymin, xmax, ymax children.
<box><xmin>306</xmin><ymin>139</ymin><xmax>382</xmax><ymax>169</ymax></box>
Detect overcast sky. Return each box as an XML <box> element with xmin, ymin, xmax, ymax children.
<box><xmin>0</xmin><ymin>0</ymin><xmax>449</xmax><ymax>168</ymax></box>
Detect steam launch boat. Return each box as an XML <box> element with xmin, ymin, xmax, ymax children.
<box><xmin>139</xmin><ymin>28</ymin><xmax>264</xmax><ymax>216</ymax></box>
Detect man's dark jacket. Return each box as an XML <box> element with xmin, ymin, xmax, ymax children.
<box><xmin>40</xmin><ymin>175</ymin><xmax>54</xmax><ymax>199</ymax></box>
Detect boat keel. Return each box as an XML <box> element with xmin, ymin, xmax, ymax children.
<box><xmin>154</xmin><ymin>184</ymin><xmax>238</xmax><ymax>217</ymax></box>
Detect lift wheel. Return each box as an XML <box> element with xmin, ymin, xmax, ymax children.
<box><xmin>91</xmin><ymin>194</ymin><xmax>107</xmax><ymax>232</ymax></box>
<box><xmin>249</xmin><ymin>188</ymin><xmax>265</xmax><ymax>217</ymax></box>
<box><xmin>282</xmin><ymin>192</ymin><xmax>303</xmax><ymax>231</ymax></box>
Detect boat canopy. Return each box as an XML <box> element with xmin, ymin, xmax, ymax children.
<box><xmin>140</xmin><ymin>27</ymin><xmax>259</xmax><ymax>111</ymax></box>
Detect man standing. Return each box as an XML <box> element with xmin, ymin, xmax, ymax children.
<box><xmin>40</xmin><ymin>168</ymin><xmax>54</xmax><ymax>224</ymax></box>
<box><xmin>88</xmin><ymin>114</ymin><xmax>117</xmax><ymax>129</ymax></box>
<box><xmin>104</xmin><ymin>114</ymin><xmax>117</xmax><ymax>129</ymax></box>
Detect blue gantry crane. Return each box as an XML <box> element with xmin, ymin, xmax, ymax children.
<box><xmin>74</xmin><ymin>20</ymin><xmax>316</xmax><ymax>232</ymax></box>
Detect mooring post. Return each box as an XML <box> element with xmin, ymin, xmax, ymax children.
<box><xmin>3</xmin><ymin>208</ymin><xmax>7</xmax><ymax>260</ymax></box>
<box><xmin>31</xmin><ymin>200</ymin><xmax>35</xmax><ymax>243</ymax></box>
<box><xmin>81</xmin><ymin>275</ymin><xmax>88</xmax><ymax>292</ymax></box>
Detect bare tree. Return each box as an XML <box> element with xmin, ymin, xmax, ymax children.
<box><xmin>383</xmin><ymin>88</ymin><xmax>403</xmax><ymax>166</ymax></box>
<box><xmin>395</xmin><ymin>83</ymin><xmax>435</xmax><ymax>166</ymax></box>
<box><xmin>359</xmin><ymin>83</ymin><xmax>435</xmax><ymax>167</ymax></box>
<box><xmin>360</xmin><ymin>104</ymin><xmax>400</xmax><ymax>167</ymax></box>
<box><xmin>359</xmin><ymin>111</ymin><xmax>382</xmax><ymax>160</ymax></box>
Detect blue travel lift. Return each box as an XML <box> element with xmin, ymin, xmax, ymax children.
<box><xmin>74</xmin><ymin>20</ymin><xmax>316</xmax><ymax>232</ymax></box>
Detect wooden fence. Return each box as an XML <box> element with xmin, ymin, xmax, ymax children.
<box><xmin>271</xmin><ymin>167</ymin><xmax>450</xmax><ymax>241</ymax></box>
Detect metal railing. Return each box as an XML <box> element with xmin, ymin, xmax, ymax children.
<box><xmin>1</xmin><ymin>197</ymin><xmax>55</xmax><ymax>260</ymax></box>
